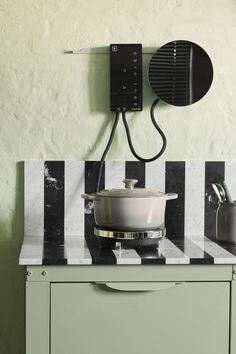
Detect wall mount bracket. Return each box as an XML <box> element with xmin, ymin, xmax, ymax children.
<box><xmin>64</xmin><ymin>46</ymin><xmax>157</xmax><ymax>55</ymax></box>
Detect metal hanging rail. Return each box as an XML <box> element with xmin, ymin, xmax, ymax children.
<box><xmin>64</xmin><ymin>46</ymin><xmax>157</xmax><ymax>54</ymax></box>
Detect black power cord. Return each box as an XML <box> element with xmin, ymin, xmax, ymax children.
<box><xmin>96</xmin><ymin>98</ymin><xmax>167</xmax><ymax>192</ymax></box>
<box><xmin>96</xmin><ymin>112</ymin><xmax>120</xmax><ymax>192</ymax></box>
<box><xmin>122</xmin><ymin>98</ymin><xmax>167</xmax><ymax>162</ymax></box>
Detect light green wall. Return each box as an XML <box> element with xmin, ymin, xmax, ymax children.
<box><xmin>1</xmin><ymin>1</ymin><xmax>236</xmax><ymax>353</ymax></box>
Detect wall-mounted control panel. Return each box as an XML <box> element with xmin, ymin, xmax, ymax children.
<box><xmin>110</xmin><ymin>44</ymin><xmax>143</xmax><ymax>112</ymax></box>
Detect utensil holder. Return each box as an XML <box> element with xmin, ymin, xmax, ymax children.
<box><xmin>216</xmin><ymin>202</ymin><xmax>236</xmax><ymax>243</ymax></box>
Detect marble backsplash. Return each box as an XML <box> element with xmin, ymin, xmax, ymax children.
<box><xmin>24</xmin><ymin>160</ymin><xmax>236</xmax><ymax>244</ymax></box>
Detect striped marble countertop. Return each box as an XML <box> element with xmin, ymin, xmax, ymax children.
<box><xmin>19</xmin><ymin>160</ymin><xmax>236</xmax><ymax>265</ymax></box>
<box><xmin>19</xmin><ymin>235</ymin><xmax>236</xmax><ymax>265</ymax></box>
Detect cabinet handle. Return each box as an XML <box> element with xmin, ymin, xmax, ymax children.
<box><xmin>94</xmin><ymin>282</ymin><xmax>184</xmax><ymax>292</ymax></box>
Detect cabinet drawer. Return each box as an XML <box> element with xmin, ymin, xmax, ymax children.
<box><xmin>51</xmin><ymin>282</ymin><xmax>229</xmax><ymax>354</ymax></box>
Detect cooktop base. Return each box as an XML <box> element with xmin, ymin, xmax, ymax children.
<box><xmin>94</xmin><ymin>227</ymin><xmax>166</xmax><ymax>248</ymax></box>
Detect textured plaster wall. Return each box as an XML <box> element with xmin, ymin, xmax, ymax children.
<box><xmin>0</xmin><ymin>0</ymin><xmax>236</xmax><ymax>352</ymax></box>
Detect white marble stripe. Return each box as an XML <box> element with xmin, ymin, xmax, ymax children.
<box><xmin>65</xmin><ymin>238</ymin><xmax>92</xmax><ymax>264</ymax></box>
<box><xmin>225</xmin><ymin>161</ymin><xmax>236</xmax><ymax>202</ymax></box>
<box><xmin>24</xmin><ymin>160</ymin><xmax>44</xmax><ymax>237</ymax></box>
<box><xmin>182</xmin><ymin>238</ymin><xmax>205</xmax><ymax>258</ymax></box>
<box><xmin>190</xmin><ymin>236</ymin><xmax>236</xmax><ymax>264</ymax></box>
<box><xmin>171</xmin><ymin>237</ymin><xmax>206</xmax><ymax>259</ymax></box>
<box><xmin>185</xmin><ymin>162</ymin><xmax>205</xmax><ymax>236</ymax></box>
<box><xmin>145</xmin><ymin>160</ymin><xmax>165</xmax><ymax>191</ymax></box>
<box><xmin>19</xmin><ymin>258</ymin><xmax>42</xmax><ymax>265</ymax></box>
<box><xmin>159</xmin><ymin>238</ymin><xmax>190</xmax><ymax>264</ymax></box>
<box><xmin>19</xmin><ymin>237</ymin><xmax>43</xmax><ymax>265</ymax></box>
<box><xmin>112</xmin><ymin>248</ymin><xmax>141</xmax><ymax>264</ymax></box>
<box><xmin>64</xmin><ymin>161</ymin><xmax>85</xmax><ymax>237</ymax></box>
<box><xmin>213</xmin><ymin>258</ymin><xmax>236</xmax><ymax>264</ymax></box>
<box><xmin>105</xmin><ymin>161</ymin><xmax>125</xmax><ymax>189</ymax></box>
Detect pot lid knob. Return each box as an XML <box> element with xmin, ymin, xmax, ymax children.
<box><xmin>122</xmin><ymin>179</ymin><xmax>138</xmax><ymax>190</ymax></box>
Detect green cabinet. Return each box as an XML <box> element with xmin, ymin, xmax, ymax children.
<box><xmin>51</xmin><ymin>281</ymin><xmax>229</xmax><ymax>354</ymax></box>
<box><xmin>25</xmin><ymin>265</ymin><xmax>236</xmax><ymax>354</ymax></box>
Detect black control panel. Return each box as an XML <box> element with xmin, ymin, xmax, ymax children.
<box><xmin>110</xmin><ymin>44</ymin><xmax>143</xmax><ymax>112</ymax></box>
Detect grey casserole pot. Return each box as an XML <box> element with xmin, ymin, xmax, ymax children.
<box><xmin>81</xmin><ymin>179</ymin><xmax>178</xmax><ymax>231</ymax></box>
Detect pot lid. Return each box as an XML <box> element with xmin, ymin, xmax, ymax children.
<box><xmin>97</xmin><ymin>179</ymin><xmax>165</xmax><ymax>198</ymax></box>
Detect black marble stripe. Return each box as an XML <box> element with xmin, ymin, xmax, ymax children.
<box><xmin>135</xmin><ymin>246</ymin><xmax>166</xmax><ymax>264</ymax></box>
<box><xmin>84</xmin><ymin>161</ymin><xmax>116</xmax><ymax>264</ymax></box>
<box><xmin>44</xmin><ymin>161</ymin><xmax>65</xmax><ymax>245</ymax></box>
<box><xmin>43</xmin><ymin>242</ymin><xmax>67</xmax><ymax>265</ymax></box>
<box><xmin>165</xmin><ymin>162</ymin><xmax>185</xmax><ymax>239</ymax></box>
<box><xmin>125</xmin><ymin>161</ymin><xmax>145</xmax><ymax>187</ymax></box>
<box><xmin>190</xmin><ymin>258</ymin><xmax>214</xmax><ymax>264</ymax></box>
<box><xmin>205</xmin><ymin>162</ymin><xmax>225</xmax><ymax>239</ymax></box>
<box><xmin>92</xmin><ymin>247</ymin><xmax>119</xmax><ymax>265</ymax></box>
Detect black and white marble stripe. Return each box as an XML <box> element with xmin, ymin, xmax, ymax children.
<box><xmin>84</xmin><ymin>161</ymin><xmax>117</xmax><ymax>264</ymax></box>
<box><xmin>165</xmin><ymin>161</ymin><xmax>185</xmax><ymax>239</ymax></box>
<box><xmin>20</xmin><ymin>159</ymin><xmax>236</xmax><ymax>265</ymax></box>
<box><xmin>43</xmin><ymin>161</ymin><xmax>65</xmax><ymax>264</ymax></box>
<box><xmin>24</xmin><ymin>161</ymin><xmax>44</xmax><ymax>237</ymax></box>
<box><xmin>19</xmin><ymin>235</ymin><xmax>236</xmax><ymax>265</ymax></box>
<box><xmin>24</xmin><ymin>161</ymin><xmax>44</xmax><ymax>262</ymax></box>
<box><xmin>184</xmin><ymin>162</ymin><xmax>205</xmax><ymax>236</ymax></box>
<box><xmin>135</xmin><ymin>245</ymin><xmax>166</xmax><ymax>264</ymax></box>
<box><xmin>44</xmin><ymin>161</ymin><xmax>65</xmax><ymax>245</ymax></box>
<box><xmin>171</xmin><ymin>237</ymin><xmax>214</xmax><ymax>264</ymax></box>
<box><xmin>65</xmin><ymin>238</ymin><xmax>92</xmax><ymax>265</ymax></box>
<box><xmin>24</xmin><ymin>160</ymin><xmax>231</xmax><ymax>241</ymax></box>
<box><xmin>105</xmin><ymin>161</ymin><xmax>125</xmax><ymax>189</ymax></box>
<box><xmin>125</xmin><ymin>161</ymin><xmax>145</xmax><ymax>187</ymax></box>
<box><xmin>64</xmin><ymin>161</ymin><xmax>85</xmax><ymax>237</ymax></box>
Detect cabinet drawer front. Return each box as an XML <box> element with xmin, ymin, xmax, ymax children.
<box><xmin>51</xmin><ymin>282</ymin><xmax>229</xmax><ymax>354</ymax></box>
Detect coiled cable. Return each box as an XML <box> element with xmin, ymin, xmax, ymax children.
<box><xmin>122</xmin><ymin>98</ymin><xmax>167</xmax><ymax>162</ymax></box>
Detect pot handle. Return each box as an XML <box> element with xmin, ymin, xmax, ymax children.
<box><xmin>122</xmin><ymin>179</ymin><xmax>138</xmax><ymax>190</ymax></box>
<box><xmin>81</xmin><ymin>193</ymin><xmax>97</xmax><ymax>201</ymax></box>
<box><xmin>166</xmin><ymin>193</ymin><xmax>178</xmax><ymax>200</ymax></box>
